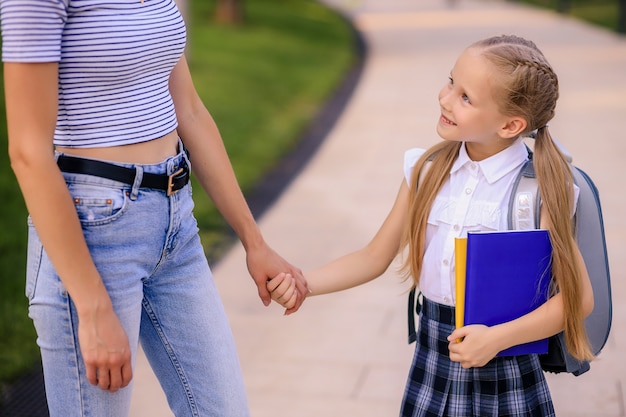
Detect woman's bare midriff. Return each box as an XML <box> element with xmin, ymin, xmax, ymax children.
<box><xmin>55</xmin><ymin>130</ymin><xmax>181</xmax><ymax>165</ymax></box>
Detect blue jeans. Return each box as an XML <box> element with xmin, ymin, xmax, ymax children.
<box><xmin>26</xmin><ymin>148</ymin><xmax>250</xmax><ymax>417</ymax></box>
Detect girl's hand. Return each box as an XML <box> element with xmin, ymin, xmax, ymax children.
<box><xmin>267</xmin><ymin>273</ymin><xmax>298</xmax><ymax>311</ymax></box>
<box><xmin>245</xmin><ymin>242</ymin><xmax>308</xmax><ymax>314</ymax></box>
<box><xmin>447</xmin><ymin>325</ymin><xmax>500</xmax><ymax>368</ymax></box>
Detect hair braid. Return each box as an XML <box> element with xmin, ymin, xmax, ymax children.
<box><xmin>514</xmin><ymin>58</ymin><xmax>559</xmax><ymax>127</ymax></box>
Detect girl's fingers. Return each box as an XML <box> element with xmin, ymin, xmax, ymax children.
<box><xmin>276</xmin><ymin>277</ymin><xmax>295</xmax><ymax>303</ymax></box>
<box><xmin>284</xmin><ymin>289</ymin><xmax>298</xmax><ymax>310</ymax></box>
<box><xmin>270</xmin><ymin>274</ymin><xmax>297</xmax><ymax>308</ymax></box>
<box><xmin>267</xmin><ymin>272</ymin><xmax>287</xmax><ymax>292</ymax></box>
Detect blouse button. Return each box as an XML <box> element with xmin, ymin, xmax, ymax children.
<box><xmin>453</xmin><ymin>224</ymin><xmax>460</xmax><ymax>231</ymax></box>
<box><xmin>465</xmin><ymin>188</ymin><xmax>472</xmax><ymax>194</ymax></box>
<box><xmin>443</xmin><ymin>259</ymin><xmax>449</xmax><ymax>266</ymax></box>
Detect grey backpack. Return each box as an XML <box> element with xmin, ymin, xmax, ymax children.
<box><xmin>408</xmin><ymin>144</ymin><xmax>612</xmax><ymax>376</ymax></box>
<box><xmin>509</xmin><ymin>146</ymin><xmax>612</xmax><ymax>375</ymax></box>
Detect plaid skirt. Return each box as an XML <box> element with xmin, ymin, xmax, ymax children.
<box><xmin>400</xmin><ymin>297</ymin><xmax>555</xmax><ymax>417</ymax></box>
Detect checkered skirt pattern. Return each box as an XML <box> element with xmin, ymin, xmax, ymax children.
<box><xmin>400</xmin><ymin>297</ymin><xmax>555</xmax><ymax>417</ymax></box>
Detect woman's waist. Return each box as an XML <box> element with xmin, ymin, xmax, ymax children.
<box><xmin>55</xmin><ymin>131</ymin><xmax>180</xmax><ymax>165</ymax></box>
<box><xmin>56</xmin><ymin>132</ymin><xmax>190</xmax><ymax>195</ymax></box>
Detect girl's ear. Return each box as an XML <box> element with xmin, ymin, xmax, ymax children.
<box><xmin>499</xmin><ymin>117</ymin><xmax>527</xmax><ymax>139</ymax></box>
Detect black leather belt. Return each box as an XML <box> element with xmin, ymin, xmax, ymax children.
<box><xmin>57</xmin><ymin>155</ymin><xmax>190</xmax><ymax>196</ymax></box>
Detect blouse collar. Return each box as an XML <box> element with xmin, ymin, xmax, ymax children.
<box><xmin>451</xmin><ymin>140</ymin><xmax>529</xmax><ymax>184</ymax></box>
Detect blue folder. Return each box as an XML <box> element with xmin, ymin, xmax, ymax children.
<box><xmin>464</xmin><ymin>229</ymin><xmax>552</xmax><ymax>356</ymax></box>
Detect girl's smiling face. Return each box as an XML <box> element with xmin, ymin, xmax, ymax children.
<box><xmin>437</xmin><ymin>47</ymin><xmax>524</xmax><ymax>160</ymax></box>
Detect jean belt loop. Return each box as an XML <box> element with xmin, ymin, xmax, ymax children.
<box><xmin>178</xmin><ymin>139</ymin><xmax>191</xmax><ymax>170</ymax></box>
<box><xmin>130</xmin><ymin>165</ymin><xmax>143</xmax><ymax>201</ymax></box>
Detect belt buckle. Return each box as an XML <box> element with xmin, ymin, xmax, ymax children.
<box><xmin>167</xmin><ymin>167</ymin><xmax>185</xmax><ymax>196</ymax></box>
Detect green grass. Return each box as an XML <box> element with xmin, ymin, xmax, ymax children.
<box><xmin>513</xmin><ymin>0</ymin><xmax>623</xmax><ymax>32</ymax></box>
<box><xmin>187</xmin><ymin>0</ymin><xmax>355</xmax><ymax>257</ymax></box>
<box><xmin>0</xmin><ymin>122</ymin><xmax>39</xmax><ymax>384</ymax></box>
<box><xmin>0</xmin><ymin>0</ymin><xmax>355</xmax><ymax>384</ymax></box>
<box><xmin>0</xmin><ymin>72</ymin><xmax>41</xmax><ymax>384</ymax></box>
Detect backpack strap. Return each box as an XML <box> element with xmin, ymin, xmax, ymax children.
<box><xmin>407</xmin><ymin>288</ymin><xmax>422</xmax><ymax>344</ymax></box>
<box><xmin>407</xmin><ymin>157</ymin><xmax>432</xmax><ymax>345</ymax></box>
<box><xmin>507</xmin><ymin>149</ymin><xmax>541</xmax><ymax>230</ymax></box>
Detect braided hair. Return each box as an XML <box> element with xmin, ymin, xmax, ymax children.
<box><xmin>473</xmin><ymin>35</ymin><xmax>558</xmax><ymax>132</ymax></box>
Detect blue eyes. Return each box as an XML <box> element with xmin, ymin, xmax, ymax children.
<box><xmin>449</xmin><ymin>76</ymin><xmax>471</xmax><ymax>104</ymax></box>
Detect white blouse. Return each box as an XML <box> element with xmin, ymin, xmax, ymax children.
<box><xmin>404</xmin><ymin>140</ymin><xmax>533</xmax><ymax>306</ymax></box>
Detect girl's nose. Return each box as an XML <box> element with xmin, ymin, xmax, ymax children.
<box><xmin>438</xmin><ymin>87</ymin><xmax>451</xmax><ymax>110</ymax></box>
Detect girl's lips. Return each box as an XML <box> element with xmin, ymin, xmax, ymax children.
<box><xmin>440</xmin><ymin>114</ymin><xmax>456</xmax><ymax>126</ymax></box>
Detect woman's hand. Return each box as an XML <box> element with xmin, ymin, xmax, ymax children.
<box><xmin>447</xmin><ymin>324</ymin><xmax>500</xmax><ymax>368</ymax></box>
<box><xmin>78</xmin><ymin>304</ymin><xmax>132</xmax><ymax>392</ymax></box>
<box><xmin>245</xmin><ymin>242</ymin><xmax>308</xmax><ymax>314</ymax></box>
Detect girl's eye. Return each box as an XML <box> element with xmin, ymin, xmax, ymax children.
<box><xmin>462</xmin><ymin>94</ymin><xmax>471</xmax><ymax>103</ymax></box>
<box><xmin>448</xmin><ymin>76</ymin><xmax>454</xmax><ymax>85</ymax></box>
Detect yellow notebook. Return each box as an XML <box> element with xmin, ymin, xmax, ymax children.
<box><xmin>454</xmin><ymin>237</ymin><xmax>467</xmax><ymax>331</ymax></box>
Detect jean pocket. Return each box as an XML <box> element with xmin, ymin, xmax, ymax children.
<box><xmin>67</xmin><ymin>183</ymin><xmax>128</xmax><ymax>226</ymax></box>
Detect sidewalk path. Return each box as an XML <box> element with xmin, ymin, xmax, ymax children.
<box><xmin>130</xmin><ymin>0</ymin><xmax>626</xmax><ymax>415</ymax></box>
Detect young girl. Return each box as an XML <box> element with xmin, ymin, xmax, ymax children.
<box><xmin>1</xmin><ymin>0</ymin><xmax>307</xmax><ymax>416</ymax></box>
<box><xmin>268</xmin><ymin>34</ymin><xmax>595</xmax><ymax>416</ymax></box>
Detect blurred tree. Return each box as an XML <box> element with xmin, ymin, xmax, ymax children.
<box><xmin>617</xmin><ymin>0</ymin><xmax>626</xmax><ymax>33</ymax></box>
<box><xmin>215</xmin><ymin>0</ymin><xmax>245</xmax><ymax>24</ymax></box>
<box><xmin>556</xmin><ymin>0</ymin><xmax>570</xmax><ymax>13</ymax></box>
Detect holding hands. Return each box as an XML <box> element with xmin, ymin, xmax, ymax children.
<box><xmin>244</xmin><ymin>242</ymin><xmax>308</xmax><ymax>314</ymax></box>
<box><xmin>267</xmin><ymin>272</ymin><xmax>301</xmax><ymax>312</ymax></box>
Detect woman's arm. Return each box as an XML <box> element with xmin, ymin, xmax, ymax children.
<box><xmin>4</xmin><ymin>62</ymin><xmax>131</xmax><ymax>391</ymax></box>
<box><xmin>168</xmin><ymin>55</ymin><xmax>307</xmax><ymax>311</ymax></box>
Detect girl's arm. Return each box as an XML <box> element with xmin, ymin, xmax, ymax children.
<box><xmin>269</xmin><ymin>179</ymin><xmax>411</xmax><ymax>306</ymax></box>
<box><xmin>168</xmin><ymin>55</ymin><xmax>307</xmax><ymax>311</ymax></box>
<box><xmin>448</xmin><ymin>212</ymin><xmax>594</xmax><ymax>368</ymax></box>
<box><xmin>4</xmin><ymin>62</ymin><xmax>132</xmax><ymax>391</ymax></box>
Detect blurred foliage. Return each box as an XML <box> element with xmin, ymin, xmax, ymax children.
<box><xmin>513</xmin><ymin>0</ymin><xmax>623</xmax><ymax>32</ymax></box>
<box><xmin>187</xmin><ymin>0</ymin><xmax>355</xmax><ymax>258</ymax></box>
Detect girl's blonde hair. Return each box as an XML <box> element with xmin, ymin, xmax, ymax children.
<box><xmin>401</xmin><ymin>34</ymin><xmax>593</xmax><ymax>361</ymax></box>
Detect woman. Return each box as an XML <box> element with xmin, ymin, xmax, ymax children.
<box><xmin>1</xmin><ymin>0</ymin><xmax>307</xmax><ymax>415</ymax></box>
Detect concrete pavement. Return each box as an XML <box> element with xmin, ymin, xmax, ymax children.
<box><xmin>130</xmin><ymin>0</ymin><xmax>626</xmax><ymax>415</ymax></box>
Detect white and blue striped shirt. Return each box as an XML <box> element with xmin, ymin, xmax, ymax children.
<box><xmin>0</xmin><ymin>0</ymin><xmax>187</xmax><ymax>148</ymax></box>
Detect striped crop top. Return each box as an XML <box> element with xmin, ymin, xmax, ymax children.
<box><xmin>0</xmin><ymin>0</ymin><xmax>187</xmax><ymax>148</ymax></box>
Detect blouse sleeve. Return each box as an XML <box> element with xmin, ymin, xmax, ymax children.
<box><xmin>403</xmin><ymin>148</ymin><xmax>427</xmax><ymax>186</ymax></box>
<box><xmin>1</xmin><ymin>0</ymin><xmax>68</xmax><ymax>63</ymax></box>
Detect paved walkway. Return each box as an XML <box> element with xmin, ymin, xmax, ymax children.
<box><xmin>130</xmin><ymin>0</ymin><xmax>626</xmax><ymax>415</ymax></box>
